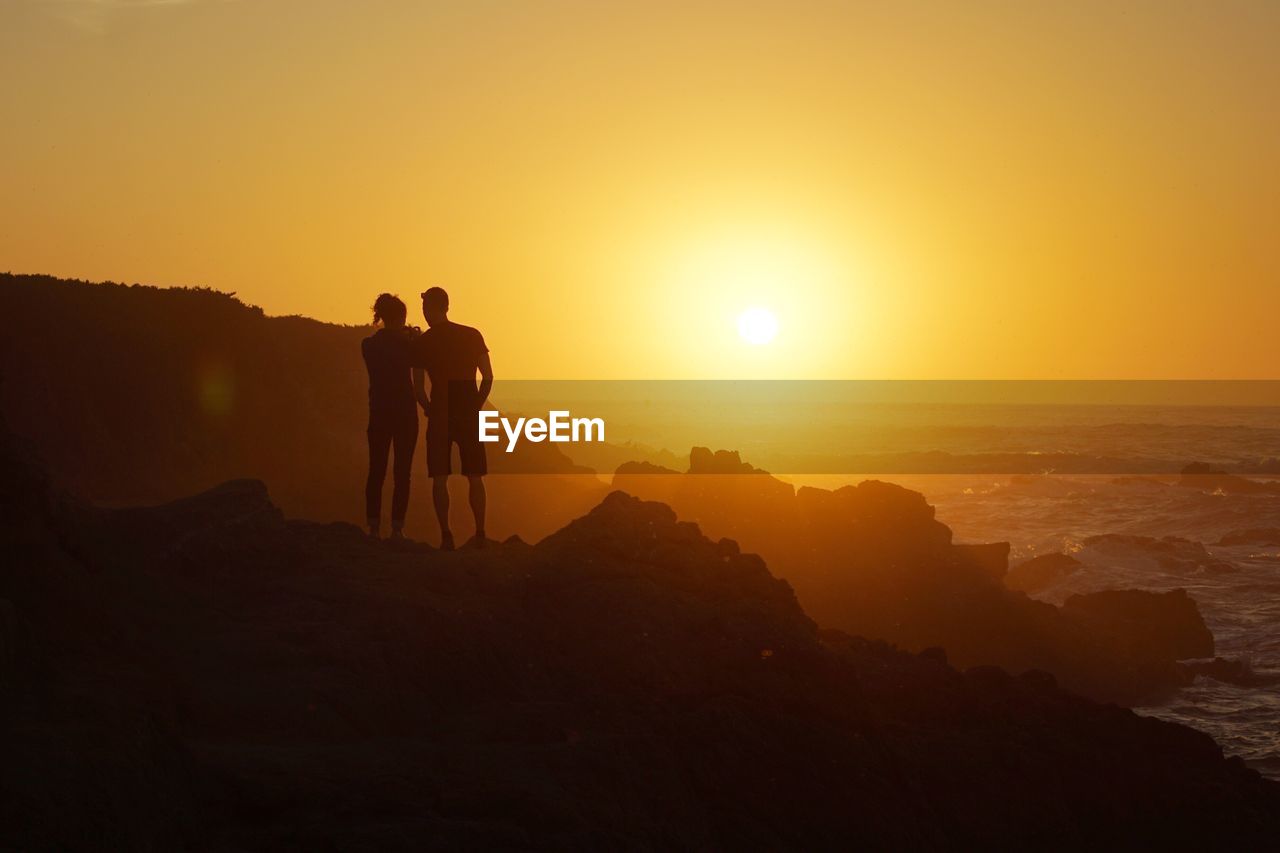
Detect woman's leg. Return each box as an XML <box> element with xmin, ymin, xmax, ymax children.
<box><xmin>389</xmin><ymin>415</ymin><xmax>418</xmax><ymax>536</ymax></box>
<box><xmin>366</xmin><ymin>421</ymin><xmax>393</xmax><ymax>537</ymax></box>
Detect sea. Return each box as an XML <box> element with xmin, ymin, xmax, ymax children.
<box><xmin>779</xmin><ymin>403</ymin><xmax>1280</xmax><ymax>780</ymax></box>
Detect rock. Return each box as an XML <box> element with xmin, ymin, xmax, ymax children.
<box><xmin>1062</xmin><ymin>588</ymin><xmax>1214</xmax><ymax>661</ymax></box>
<box><xmin>953</xmin><ymin>542</ymin><xmax>1011</xmax><ymax>582</ymax></box>
<box><xmin>919</xmin><ymin>646</ymin><xmax>948</xmax><ymax>666</ymax></box>
<box><xmin>1082</xmin><ymin>533</ymin><xmax>1235</xmax><ymax>573</ymax></box>
<box><xmin>963</xmin><ymin>665</ymin><xmax>1014</xmax><ymax>688</ymax></box>
<box><xmin>0</xmin><ymin>597</ymin><xmax>20</xmax><ymax>677</ymax></box>
<box><xmin>1186</xmin><ymin>657</ymin><xmax>1274</xmax><ymax>687</ymax></box>
<box><xmin>1018</xmin><ymin>668</ymin><xmax>1059</xmax><ymax>690</ymax></box>
<box><xmin>614</xmin><ymin>449</ymin><xmax>1215</xmax><ymax>704</ymax></box>
<box><xmin>1005</xmin><ymin>552</ymin><xmax>1082</xmax><ymax>594</ymax></box>
<box><xmin>688</xmin><ymin>446</ymin><xmax>764</xmax><ymax>474</ymax></box>
<box><xmin>1216</xmin><ymin>528</ymin><xmax>1280</xmax><ymax>547</ymax></box>
<box><xmin>615</xmin><ymin>460</ymin><xmax>681</xmax><ymax>477</ymax></box>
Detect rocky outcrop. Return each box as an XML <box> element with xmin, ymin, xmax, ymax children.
<box><xmin>3</xmin><ymin>431</ymin><xmax>1279</xmax><ymax>849</ymax></box>
<box><xmin>1216</xmin><ymin>528</ymin><xmax>1280</xmax><ymax>546</ymax></box>
<box><xmin>1186</xmin><ymin>657</ymin><xmax>1275</xmax><ymax>687</ymax></box>
<box><xmin>0</xmin><ymin>597</ymin><xmax>20</xmax><ymax>680</ymax></box>
<box><xmin>613</xmin><ymin>450</ymin><xmax>1218</xmax><ymax>703</ymax></box>
<box><xmin>1062</xmin><ymin>588</ymin><xmax>1215</xmax><ymax>662</ymax></box>
<box><xmin>1005</xmin><ymin>552</ymin><xmax>1083</xmax><ymax>594</ymax></box>
<box><xmin>1082</xmin><ymin>534</ymin><xmax>1236</xmax><ymax>574</ymax></box>
<box><xmin>613</xmin><ymin>449</ymin><xmax>799</xmax><ymax>561</ymax></box>
<box><xmin>953</xmin><ymin>542</ymin><xmax>1012</xmax><ymax>582</ymax></box>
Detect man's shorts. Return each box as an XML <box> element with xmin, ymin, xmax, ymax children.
<box><xmin>426</xmin><ymin>413</ymin><xmax>487</xmax><ymax>477</ymax></box>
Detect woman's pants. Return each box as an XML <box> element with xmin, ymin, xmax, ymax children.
<box><xmin>366</xmin><ymin>411</ymin><xmax>419</xmax><ymax>524</ymax></box>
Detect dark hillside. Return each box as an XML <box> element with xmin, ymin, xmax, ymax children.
<box><xmin>1</xmin><ymin>423</ymin><xmax>1277</xmax><ymax>849</ymax></box>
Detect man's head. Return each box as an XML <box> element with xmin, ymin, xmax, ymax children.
<box><xmin>372</xmin><ymin>293</ymin><xmax>407</xmax><ymax>328</ymax></box>
<box><xmin>421</xmin><ymin>287</ymin><xmax>449</xmax><ymax>328</ymax></box>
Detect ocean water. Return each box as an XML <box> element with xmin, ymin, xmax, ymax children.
<box><xmin>846</xmin><ymin>406</ymin><xmax>1280</xmax><ymax>780</ymax></box>
<box><xmin>907</xmin><ymin>474</ymin><xmax>1280</xmax><ymax>779</ymax></box>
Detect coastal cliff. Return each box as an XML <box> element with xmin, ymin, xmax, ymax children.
<box><xmin>2</xmin><ymin>429</ymin><xmax>1277</xmax><ymax>849</ymax></box>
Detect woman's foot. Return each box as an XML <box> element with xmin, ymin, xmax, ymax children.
<box><xmin>439</xmin><ymin>530</ymin><xmax>456</xmax><ymax>551</ymax></box>
<box><xmin>367</xmin><ymin>519</ymin><xmax>381</xmax><ymax>540</ymax></box>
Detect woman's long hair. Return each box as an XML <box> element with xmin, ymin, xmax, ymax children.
<box><xmin>371</xmin><ymin>293</ymin><xmax>407</xmax><ymax>327</ymax></box>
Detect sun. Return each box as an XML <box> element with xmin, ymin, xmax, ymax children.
<box><xmin>737</xmin><ymin>307</ymin><xmax>779</xmax><ymax>345</ymax></box>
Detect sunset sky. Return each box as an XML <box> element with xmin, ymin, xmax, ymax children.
<box><xmin>2</xmin><ymin>1</ymin><xmax>1277</xmax><ymax>379</ymax></box>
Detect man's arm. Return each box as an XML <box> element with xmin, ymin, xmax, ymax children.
<box><xmin>413</xmin><ymin>367</ymin><xmax>429</xmax><ymax>413</ymax></box>
<box><xmin>476</xmin><ymin>350</ymin><xmax>493</xmax><ymax>409</ymax></box>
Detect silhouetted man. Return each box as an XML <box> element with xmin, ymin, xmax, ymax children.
<box><xmin>414</xmin><ymin>286</ymin><xmax>493</xmax><ymax>550</ymax></box>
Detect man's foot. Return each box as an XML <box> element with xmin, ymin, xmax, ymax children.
<box><xmin>367</xmin><ymin>520</ymin><xmax>381</xmax><ymax>540</ymax></box>
<box><xmin>389</xmin><ymin>527</ymin><xmax>406</xmax><ymax>542</ymax></box>
<box><xmin>466</xmin><ymin>533</ymin><xmax>487</xmax><ymax>550</ymax></box>
<box><xmin>439</xmin><ymin>531</ymin><xmax>455</xmax><ymax>551</ymax></box>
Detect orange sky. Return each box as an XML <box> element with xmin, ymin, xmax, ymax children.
<box><xmin>2</xmin><ymin>1</ymin><xmax>1277</xmax><ymax>379</ymax></box>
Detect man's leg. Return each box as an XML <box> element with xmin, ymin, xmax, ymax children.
<box><xmin>458</xmin><ymin>420</ymin><xmax>488</xmax><ymax>546</ymax></box>
<box><xmin>425</xmin><ymin>421</ymin><xmax>454</xmax><ymax>550</ymax></box>
<box><xmin>467</xmin><ymin>476</ymin><xmax>486</xmax><ymax>543</ymax></box>
<box><xmin>432</xmin><ymin>475</ymin><xmax>454</xmax><ymax>550</ymax></box>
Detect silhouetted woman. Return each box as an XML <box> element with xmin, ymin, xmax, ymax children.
<box><xmin>362</xmin><ymin>294</ymin><xmax>425</xmax><ymax>539</ymax></box>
